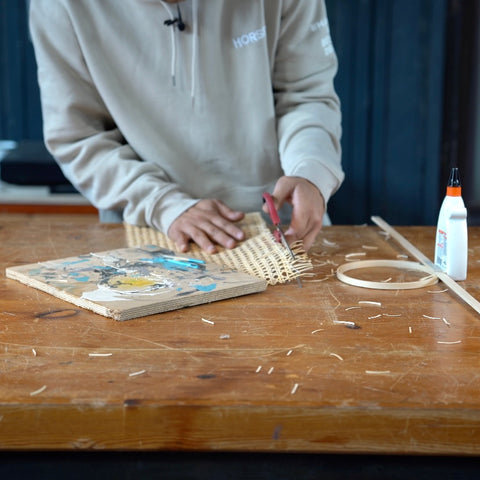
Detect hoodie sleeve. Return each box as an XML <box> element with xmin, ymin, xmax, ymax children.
<box><xmin>273</xmin><ymin>0</ymin><xmax>344</xmax><ymax>205</ymax></box>
<box><xmin>29</xmin><ymin>0</ymin><xmax>197</xmax><ymax>232</ymax></box>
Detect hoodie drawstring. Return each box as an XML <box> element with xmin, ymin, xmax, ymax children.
<box><xmin>160</xmin><ymin>2</ymin><xmax>177</xmax><ymax>86</ymax></box>
<box><xmin>190</xmin><ymin>0</ymin><xmax>198</xmax><ymax>104</ymax></box>
<box><xmin>161</xmin><ymin>0</ymin><xmax>198</xmax><ymax>104</ymax></box>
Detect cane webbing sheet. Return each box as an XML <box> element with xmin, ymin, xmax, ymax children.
<box><xmin>124</xmin><ymin>212</ymin><xmax>313</xmax><ymax>285</ymax></box>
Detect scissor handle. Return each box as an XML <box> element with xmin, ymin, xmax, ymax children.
<box><xmin>262</xmin><ymin>192</ymin><xmax>280</xmax><ymax>226</ymax></box>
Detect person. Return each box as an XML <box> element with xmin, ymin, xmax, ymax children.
<box><xmin>29</xmin><ymin>0</ymin><xmax>344</xmax><ymax>254</ymax></box>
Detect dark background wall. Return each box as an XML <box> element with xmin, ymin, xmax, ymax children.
<box><xmin>0</xmin><ymin>0</ymin><xmax>477</xmax><ymax>225</ymax></box>
<box><xmin>327</xmin><ymin>0</ymin><xmax>447</xmax><ymax>226</ymax></box>
<box><xmin>0</xmin><ymin>0</ymin><xmax>41</xmax><ymax>140</ymax></box>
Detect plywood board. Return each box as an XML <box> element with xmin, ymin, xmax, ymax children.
<box><xmin>6</xmin><ymin>245</ymin><xmax>267</xmax><ymax>320</ymax></box>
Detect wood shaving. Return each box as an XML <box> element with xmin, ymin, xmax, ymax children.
<box><xmin>201</xmin><ymin>318</ymin><xmax>215</xmax><ymax>325</ymax></box>
<box><xmin>365</xmin><ymin>370</ymin><xmax>391</xmax><ymax>375</ymax></box>
<box><xmin>424</xmin><ymin>316</ymin><xmax>453</xmax><ymax>327</ymax></box>
<box><xmin>291</xmin><ymin>383</ymin><xmax>300</xmax><ymax>395</ymax></box>
<box><xmin>286</xmin><ymin>350</ymin><xmax>293</xmax><ymax>356</ymax></box>
<box><xmin>88</xmin><ymin>353</ymin><xmax>113</xmax><ymax>357</ymax></box>
<box><xmin>362</xmin><ymin>245</ymin><xmax>379</xmax><ymax>250</ymax></box>
<box><xmin>304</xmin><ymin>276</ymin><xmax>330</xmax><ymax>282</ymax></box>
<box><xmin>322</xmin><ymin>239</ymin><xmax>338</xmax><ymax>247</ymax></box>
<box><xmin>267</xmin><ymin>367</ymin><xmax>274</xmax><ymax>375</ymax></box>
<box><xmin>368</xmin><ymin>314</ymin><xmax>382</xmax><ymax>319</ymax></box>
<box><xmin>333</xmin><ymin>320</ymin><xmax>356</xmax><ymax>327</ymax></box>
<box><xmin>32</xmin><ymin>348</ymin><xmax>37</xmax><ymax>357</ymax></box>
<box><xmin>30</xmin><ymin>385</ymin><xmax>47</xmax><ymax>396</ymax></box>
<box><xmin>219</xmin><ymin>334</ymin><xmax>230</xmax><ymax>339</ymax></box>
<box><xmin>329</xmin><ymin>353</ymin><xmax>344</xmax><ymax>361</ymax></box>
<box><xmin>129</xmin><ymin>370</ymin><xmax>146</xmax><ymax>377</ymax></box>
<box><xmin>428</xmin><ymin>289</ymin><xmax>449</xmax><ymax>293</ymax></box>
<box><xmin>437</xmin><ymin>340</ymin><xmax>461</xmax><ymax>344</ymax></box>
<box><xmin>381</xmin><ymin>277</ymin><xmax>392</xmax><ymax>283</ymax></box>
<box><xmin>255</xmin><ymin>366</ymin><xmax>262</xmax><ymax>373</ymax></box>
<box><xmin>311</xmin><ymin>328</ymin><xmax>325</xmax><ymax>334</ymax></box>
<box><xmin>409</xmin><ymin>326</ymin><xmax>412</xmax><ymax>334</ymax></box>
<box><xmin>345</xmin><ymin>252</ymin><xmax>367</xmax><ymax>258</ymax></box>
<box><xmin>358</xmin><ymin>301</ymin><xmax>382</xmax><ymax>306</ymax></box>
<box><xmin>345</xmin><ymin>306</ymin><xmax>360</xmax><ymax>311</ymax></box>
<box><xmin>383</xmin><ymin>313</ymin><xmax>401</xmax><ymax>317</ymax></box>
<box><xmin>396</xmin><ymin>254</ymin><xmax>408</xmax><ymax>259</ymax></box>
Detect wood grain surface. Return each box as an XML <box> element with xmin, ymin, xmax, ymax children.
<box><xmin>1</xmin><ymin>214</ymin><xmax>480</xmax><ymax>454</ymax></box>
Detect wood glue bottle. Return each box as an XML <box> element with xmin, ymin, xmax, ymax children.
<box><xmin>434</xmin><ymin>167</ymin><xmax>468</xmax><ymax>280</ymax></box>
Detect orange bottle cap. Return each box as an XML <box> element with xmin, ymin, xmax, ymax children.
<box><xmin>446</xmin><ymin>186</ymin><xmax>462</xmax><ymax>196</ymax></box>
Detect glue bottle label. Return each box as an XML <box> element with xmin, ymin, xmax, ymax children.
<box><xmin>435</xmin><ymin>228</ymin><xmax>447</xmax><ymax>270</ymax></box>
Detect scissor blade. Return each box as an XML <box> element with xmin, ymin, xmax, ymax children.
<box><xmin>277</xmin><ymin>227</ymin><xmax>296</xmax><ymax>260</ymax></box>
<box><xmin>277</xmin><ymin>228</ymin><xmax>302</xmax><ymax>288</ymax></box>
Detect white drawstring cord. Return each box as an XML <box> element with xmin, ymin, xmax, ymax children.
<box><xmin>190</xmin><ymin>0</ymin><xmax>198</xmax><ymax>104</ymax></box>
<box><xmin>160</xmin><ymin>2</ymin><xmax>177</xmax><ymax>86</ymax></box>
<box><xmin>161</xmin><ymin>0</ymin><xmax>197</xmax><ymax>102</ymax></box>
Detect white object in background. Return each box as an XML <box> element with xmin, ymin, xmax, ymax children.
<box><xmin>434</xmin><ymin>167</ymin><xmax>468</xmax><ymax>281</ymax></box>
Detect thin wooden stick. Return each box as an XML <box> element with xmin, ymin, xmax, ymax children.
<box><xmin>371</xmin><ymin>216</ymin><xmax>480</xmax><ymax>315</ymax></box>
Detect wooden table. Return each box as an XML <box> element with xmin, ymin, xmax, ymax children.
<box><xmin>1</xmin><ymin>213</ymin><xmax>480</xmax><ymax>455</ymax></box>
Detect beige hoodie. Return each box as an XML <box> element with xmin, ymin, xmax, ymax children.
<box><xmin>29</xmin><ymin>0</ymin><xmax>343</xmax><ymax>232</ymax></box>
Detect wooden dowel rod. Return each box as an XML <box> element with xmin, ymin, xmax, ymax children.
<box><xmin>371</xmin><ymin>216</ymin><xmax>480</xmax><ymax>315</ymax></box>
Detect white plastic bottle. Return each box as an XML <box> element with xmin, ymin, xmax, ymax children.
<box><xmin>434</xmin><ymin>167</ymin><xmax>468</xmax><ymax>280</ymax></box>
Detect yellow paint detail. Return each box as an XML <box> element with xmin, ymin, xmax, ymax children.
<box><xmin>106</xmin><ymin>276</ymin><xmax>158</xmax><ymax>292</ymax></box>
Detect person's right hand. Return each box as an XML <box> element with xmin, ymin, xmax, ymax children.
<box><xmin>168</xmin><ymin>199</ymin><xmax>246</xmax><ymax>254</ymax></box>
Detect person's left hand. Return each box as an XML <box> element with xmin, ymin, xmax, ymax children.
<box><xmin>168</xmin><ymin>199</ymin><xmax>245</xmax><ymax>254</ymax></box>
<box><xmin>263</xmin><ymin>176</ymin><xmax>325</xmax><ymax>251</ymax></box>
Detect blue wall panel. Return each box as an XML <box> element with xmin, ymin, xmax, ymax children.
<box><xmin>327</xmin><ymin>0</ymin><xmax>447</xmax><ymax>225</ymax></box>
<box><xmin>326</xmin><ymin>0</ymin><xmax>374</xmax><ymax>225</ymax></box>
<box><xmin>0</xmin><ymin>0</ymin><xmax>42</xmax><ymax>140</ymax></box>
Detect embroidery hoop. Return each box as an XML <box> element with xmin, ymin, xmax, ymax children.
<box><xmin>336</xmin><ymin>259</ymin><xmax>438</xmax><ymax>290</ymax></box>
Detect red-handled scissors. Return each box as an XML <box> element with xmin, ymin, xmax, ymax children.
<box><xmin>262</xmin><ymin>192</ymin><xmax>296</xmax><ymax>260</ymax></box>
<box><xmin>263</xmin><ymin>192</ymin><xmax>302</xmax><ymax>287</ymax></box>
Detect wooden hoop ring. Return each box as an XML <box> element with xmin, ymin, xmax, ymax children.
<box><xmin>336</xmin><ymin>259</ymin><xmax>438</xmax><ymax>290</ymax></box>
